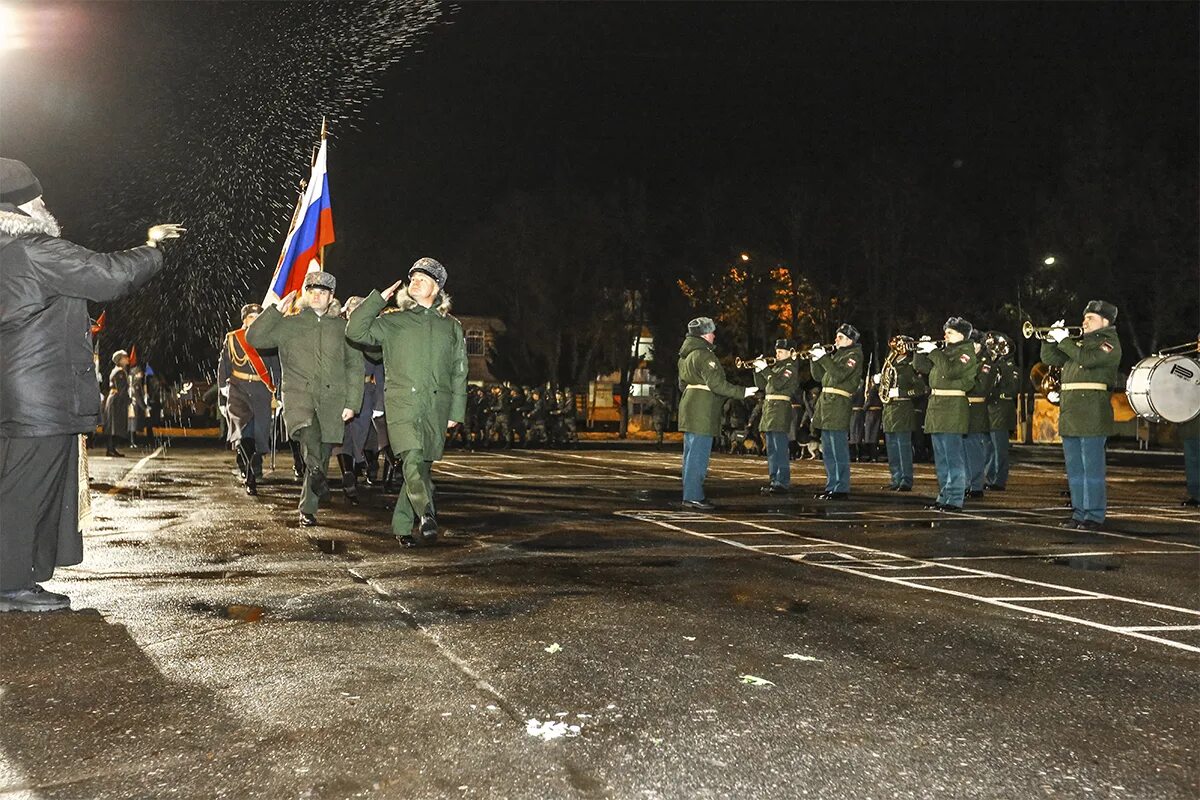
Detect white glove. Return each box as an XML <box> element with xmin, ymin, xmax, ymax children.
<box><xmin>372</xmin><ymin>409</ymin><xmax>385</xmax><ymax>419</ymax></box>
<box><xmin>808</xmin><ymin>346</ymin><xmax>826</xmax><ymax>360</ymax></box>
<box><xmin>146</xmin><ymin>223</ymin><xmax>186</xmax><ymax>248</ymax></box>
<box><xmin>752</xmin><ymin>358</ymin><xmax>768</xmax><ymax>372</ymax></box>
<box><xmin>872</xmin><ymin>372</ymin><xmax>881</xmax><ymax>384</ymax></box>
<box><xmin>1048</xmin><ymin>319</ymin><xmax>1069</xmax><ymax>343</ymax></box>
<box><xmin>888</xmin><ymin>387</ymin><xmax>900</xmax><ymax>399</ymax></box>
<box><xmin>218</xmin><ymin>386</ymin><xmax>230</xmax><ymax>398</ymax></box>
<box><xmin>916</xmin><ymin>341</ymin><xmax>937</xmax><ymax>354</ymax></box>
<box><xmin>1046</xmin><ymin>391</ymin><xmax>1061</xmax><ymax>404</ymax></box>
<box><xmin>744</xmin><ymin>387</ymin><xmax>758</xmax><ymax>398</ymax></box>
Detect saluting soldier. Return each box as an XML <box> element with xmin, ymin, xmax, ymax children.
<box><xmin>914</xmin><ymin>317</ymin><xmax>978</xmax><ymax>512</ymax></box>
<box><xmin>1040</xmin><ymin>300</ymin><xmax>1122</xmax><ymax>530</ymax></box>
<box><xmin>984</xmin><ymin>331</ymin><xmax>1018</xmax><ymax>491</ymax></box>
<box><xmin>880</xmin><ymin>335</ymin><xmax>926</xmax><ymax>492</ymax></box>
<box><xmin>216</xmin><ymin>303</ymin><xmax>280</xmax><ymax>496</ymax></box>
<box><xmin>676</xmin><ymin>317</ymin><xmax>754</xmax><ymax>510</ymax></box>
<box><xmin>964</xmin><ymin>329</ymin><xmax>997</xmax><ymax>500</ymax></box>
<box><xmin>346</xmin><ymin>258</ymin><xmax>468</xmax><ymax>546</ymax></box>
<box><xmin>808</xmin><ymin>324</ymin><xmax>864</xmax><ymax>499</ymax></box>
<box><xmin>753</xmin><ymin>339</ymin><xmax>801</xmax><ymax>495</ymax></box>
<box><xmin>246</xmin><ymin>271</ymin><xmax>364</xmax><ymax>527</ymax></box>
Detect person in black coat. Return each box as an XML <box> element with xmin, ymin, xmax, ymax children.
<box><xmin>0</xmin><ymin>158</ymin><xmax>183</xmax><ymax>612</ymax></box>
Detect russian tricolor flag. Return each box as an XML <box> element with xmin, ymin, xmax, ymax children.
<box><xmin>264</xmin><ymin>137</ymin><xmax>335</xmax><ymax>305</ymax></box>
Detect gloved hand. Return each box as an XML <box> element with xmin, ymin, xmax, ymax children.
<box><xmin>752</xmin><ymin>358</ymin><xmax>768</xmax><ymax>372</ymax></box>
<box><xmin>808</xmin><ymin>346</ymin><xmax>826</xmax><ymax>361</ymax></box>
<box><xmin>146</xmin><ymin>223</ymin><xmax>186</xmax><ymax>248</ymax></box>
<box><xmin>342</xmin><ymin>408</ymin><xmax>356</xmax><ymax>422</ymax></box>
<box><xmin>872</xmin><ymin>372</ymin><xmax>881</xmax><ymax>384</ymax></box>
<box><xmin>744</xmin><ymin>387</ymin><xmax>758</xmax><ymax>398</ymax></box>
<box><xmin>916</xmin><ymin>341</ymin><xmax>937</xmax><ymax>354</ymax></box>
<box><xmin>888</xmin><ymin>387</ymin><xmax>900</xmax><ymax>399</ymax></box>
<box><xmin>1048</xmin><ymin>319</ymin><xmax>1069</xmax><ymax>343</ymax></box>
<box><xmin>1047</xmin><ymin>390</ymin><xmax>1061</xmax><ymax>404</ymax></box>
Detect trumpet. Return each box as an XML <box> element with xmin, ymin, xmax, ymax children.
<box><xmin>897</xmin><ymin>336</ymin><xmax>946</xmax><ymax>352</ymax></box>
<box><xmin>735</xmin><ymin>354</ymin><xmax>775</xmax><ymax>369</ymax></box>
<box><xmin>1155</xmin><ymin>339</ymin><xmax>1200</xmax><ymax>357</ymax></box>
<box><xmin>794</xmin><ymin>343</ymin><xmax>836</xmax><ymax>360</ymax></box>
<box><xmin>1022</xmin><ymin>320</ymin><xmax>1083</xmax><ymax>341</ymax></box>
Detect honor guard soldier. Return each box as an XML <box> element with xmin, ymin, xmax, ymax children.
<box><xmin>753</xmin><ymin>339</ymin><xmax>801</xmax><ymax>494</ymax></box>
<box><xmin>1040</xmin><ymin>300</ymin><xmax>1122</xmax><ymax>530</ymax></box>
<box><xmin>216</xmin><ymin>303</ymin><xmax>280</xmax><ymax>496</ymax></box>
<box><xmin>964</xmin><ymin>329</ymin><xmax>997</xmax><ymax>499</ymax></box>
<box><xmin>914</xmin><ymin>317</ymin><xmax>978</xmax><ymax>512</ymax></box>
<box><xmin>246</xmin><ymin>271</ymin><xmax>364</xmax><ymax>527</ymax></box>
<box><xmin>880</xmin><ymin>335</ymin><xmax>926</xmax><ymax>492</ymax></box>
<box><xmin>676</xmin><ymin>317</ymin><xmax>755</xmax><ymax>510</ymax></box>
<box><xmin>347</xmin><ymin>258</ymin><xmax>468</xmax><ymax>546</ymax></box>
<box><xmin>104</xmin><ymin>350</ymin><xmax>132</xmax><ymax>456</ymax></box>
<box><xmin>808</xmin><ymin>324</ymin><xmax>864</xmax><ymax>499</ymax></box>
<box><xmin>984</xmin><ymin>331</ymin><xmax>1018</xmax><ymax>491</ymax></box>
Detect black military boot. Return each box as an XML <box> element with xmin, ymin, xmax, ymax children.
<box><xmin>418</xmin><ymin>506</ymin><xmax>439</xmax><ymax>543</ymax></box>
<box><xmin>337</xmin><ymin>454</ymin><xmax>359</xmax><ymax>505</ymax></box>
<box><xmin>240</xmin><ymin>438</ymin><xmax>258</xmax><ymax>496</ymax></box>
<box><xmin>290</xmin><ymin>440</ymin><xmax>305</xmax><ymax>484</ymax></box>
<box><xmin>363</xmin><ymin>450</ymin><xmax>379</xmax><ymax>486</ymax></box>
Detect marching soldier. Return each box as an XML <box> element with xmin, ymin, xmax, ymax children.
<box><xmin>880</xmin><ymin>335</ymin><xmax>926</xmax><ymax>492</ymax></box>
<box><xmin>984</xmin><ymin>331</ymin><xmax>1018</xmax><ymax>491</ymax></box>
<box><xmin>1040</xmin><ymin>300</ymin><xmax>1122</xmax><ymax>530</ymax></box>
<box><xmin>914</xmin><ymin>317</ymin><xmax>978</xmax><ymax>512</ymax></box>
<box><xmin>808</xmin><ymin>324</ymin><xmax>864</xmax><ymax>499</ymax></box>
<box><xmin>964</xmin><ymin>329</ymin><xmax>997</xmax><ymax>500</ymax></box>
<box><xmin>104</xmin><ymin>350</ymin><xmax>132</xmax><ymax>456</ymax></box>
<box><xmin>246</xmin><ymin>271</ymin><xmax>363</xmax><ymax>527</ymax></box>
<box><xmin>676</xmin><ymin>317</ymin><xmax>755</xmax><ymax>510</ymax></box>
<box><xmin>650</xmin><ymin>389</ymin><xmax>671</xmax><ymax>447</ymax></box>
<box><xmin>335</xmin><ymin>296</ymin><xmax>382</xmax><ymax>506</ymax></box>
<box><xmin>346</xmin><ymin>258</ymin><xmax>468</xmax><ymax>546</ymax></box>
<box><xmin>488</xmin><ymin>385</ymin><xmax>512</xmax><ymax>449</ymax></box>
<box><xmin>216</xmin><ymin>303</ymin><xmax>280</xmax><ymax>496</ymax></box>
<box><xmin>753</xmin><ymin>339</ymin><xmax>801</xmax><ymax>494</ymax></box>
<box><xmin>556</xmin><ymin>390</ymin><xmax>578</xmax><ymax>446</ymax></box>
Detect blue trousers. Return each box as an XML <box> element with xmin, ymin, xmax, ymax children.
<box><xmin>1062</xmin><ymin>436</ymin><xmax>1107</xmax><ymax>524</ymax></box>
<box><xmin>820</xmin><ymin>429</ymin><xmax>850</xmax><ymax>493</ymax></box>
<box><xmin>682</xmin><ymin>432</ymin><xmax>713</xmax><ymax>503</ymax></box>
<box><xmin>986</xmin><ymin>430</ymin><xmax>1010</xmax><ymax>488</ymax></box>
<box><xmin>884</xmin><ymin>431</ymin><xmax>913</xmax><ymax>489</ymax></box>
<box><xmin>1185</xmin><ymin>435</ymin><xmax>1200</xmax><ymax>501</ymax></box>
<box><xmin>964</xmin><ymin>432</ymin><xmax>989</xmax><ymax>492</ymax></box>
<box><xmin>931</xmin><ymin>432</ymin><xmax>967</xmax><ymax>508</ymax></box>
<box><xmin>764</xmin><ymin>430</ymin><xmax>790</xmax><ymax>487</ymax></box>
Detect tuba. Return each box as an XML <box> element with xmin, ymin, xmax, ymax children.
<box><xmin>984</xmin><ymin>330</ymin><xmax>1012</xmax><ymax>360</ymax></box>
<box><xmin>1029</xmin><ymin>362</ymin><xmax>1062</xmax><ymax>405</ymax></box>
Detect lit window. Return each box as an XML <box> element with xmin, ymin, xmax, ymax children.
<box><xmin>466</xmin><ymin>329</ymin><xmax>486</xmax><ymax>357</ymax></box>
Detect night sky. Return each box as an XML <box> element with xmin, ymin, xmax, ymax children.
<box><xmin>1</xmin><ymin>1</ymin><xmax>1195</xmax><ymax>372</ymax></box>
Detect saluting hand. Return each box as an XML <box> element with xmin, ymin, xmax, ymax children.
<box><xmin>381</xmin><ymin>279</ymin><xmax>404</xmax><ymax>301</ymax></box>
<box><xmin>278</xmin><ymin>290</ymin><xmax>298</xmax><ymax>314</ymax></box>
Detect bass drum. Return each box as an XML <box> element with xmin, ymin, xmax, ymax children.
<box><xmin>1125</xmin><ymin>355</ymin><xmax>1200</xmax><ymax>423</ymax></box>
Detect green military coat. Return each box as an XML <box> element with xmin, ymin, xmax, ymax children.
<box><xmin>811</xmin><ymin>344</ymin><xmax>864</xmax><ymax>431</ymax></box>
<box><xmin>346</xmin><ymin>290</ymin><xmax>468</xmax><ymax>460</ymax></box>
<box><xmin>753</xmin><ymin>357</ymin><xmax>800</xmax><ymax>433</ymax></box>
<box><xmin>1040</xmin><ymin>326</ymin><xmax>1121</xmax><ymax>437</ymax></box>
<box><xmin>677</xmin><ymin>336</ymin><xmax>748</xmax><ymax>437</ymax></box>
<box><xmin>246</xmin><ymin>303</ymin><xmax>364</xmax><ymax>444</ymax></box>
<box><xmin>881</xmin><ymin>357</ymin><xmax>926</xmax><ymax>434</ymax></box>
<box><xmin>915</xmin><ymin>341</ymin><xmax>978</xmax><ymax>434</ymax></box>
<box><xmin>988</xmin><ymin>356</ymin><xmax>1019</xmax><ymax>433</ymax></box>
<box><xmin>967</xmin><ymin>355</ymin><xmax>998</xmax><ymax>434</ymax></box>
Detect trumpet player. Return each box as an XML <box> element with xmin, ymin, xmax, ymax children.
<box><xmin>964</xmin><ymin>329</ymin><xmax>997</xmax><ymax>500</ymax></box>
<box><xmin>753</xmin><ymin>339</ymin><xmax>801</xmax><ymax>495</ymax></box>
<box><xmin>984</xmin><ymin>332</ymin><xmax>1018</xmax><ymax>491</ymax></box>
<box><xmin>810</xmin><ymin>324</ymin><xmax>864</xmax><ymax>500</ymax></box>
<box><xmin>914</xmin><ymin>317</ymin><xmax>978</xmax><ymax>512</ymax></box>
<box><xmin>1040</xmin><ymin>301</ymin><xmax>1122</xmax><ymax>530</ymax></box>
<box><xmin>880</xmin><ymin>335</ymin><xmax>926</xmax><ymax>492</ymax></box>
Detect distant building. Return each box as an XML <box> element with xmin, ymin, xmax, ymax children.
<box><xmin>456</xmin><ymin>315</ymin><xmax>506</xmax><ymax>385</ymax></box>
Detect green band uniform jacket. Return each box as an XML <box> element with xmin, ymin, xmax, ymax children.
<box><xmin>881</xmin><ymin>357</ymin><xmax>926</xmax><ymax>434</ymax></box>
<box><xmin>1039</xmin><ymin>327</ymin><xmax>1121</xmax><ymax>437</ymax></box>
<box><xmin>676</xmin><ymin>336</ymin><xmax>748</xmax><ymax>437</ymax></box>
<box><xmin>915</xmin><ymin>341</ymin><xmax>978</xmax><ymax>434</ymax></box>
<box><xmin>753</xmin><ymin>357</ymin><xmax>801</xmax><ymax>433</ymax></box>
<box><xmin>810</xmin><ymin>345</ymin><xmax>864</xmax><ymax>431</ymax></box>
<box><xmin>967</xmin><ymin>355</ymin><xmax>997</xmax><ymax>434</ymax></box>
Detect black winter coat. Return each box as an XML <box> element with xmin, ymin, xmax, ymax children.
<box><xmin>0</xmin><ymin>205</ymin><xmax>163</xmax><ymax>438</ymax></box>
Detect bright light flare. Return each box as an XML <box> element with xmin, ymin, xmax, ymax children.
<box><xmin>740</xmin><ymin>253</ymin><xmax>750</xmax><ymax>262</ymax></box>
<box><xmin>1043</xmin><ymin>255</ymin><xmax>1057</xmax><ymax>265</ymax></box>
<box><xmin>0</xmin><ymin>4</ymin><xmax>28</xmax><ymax>51</ymax></box>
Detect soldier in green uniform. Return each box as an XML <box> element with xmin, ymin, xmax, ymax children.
<box><xmin>753</xmin><ymin>339</ymin><xmax>801</xmax><ymax>494</ymax></box>
<box><xmin>914</xmin><ymin>317</ymin><xmax>977</xmax><ymax>512</ymax></box>
<box><xmin>677</xmin><ymin>317</ymin><xmax>755</xmax><ymax>510</ymax></box>
<box><xmin>808</xmin><ymin>324</ymin><xmax>864</xmax><ymax>499</ymax></box>
<box><xmin>347</xmin><ymin>258</ymin><xmax>468</xmax><ymax>546</ymax></box>
<box><xmin>964</xmin><ymin>329</ymin><xmax>997</xmax><ymax>499</ymax></box>
<box><xmin>246</xmin><ymin>271</ymin><xmax>364</xmax><ymax>527</ymax></box>
<box><xmin>984</xmin><ymin>331</ymin><xmax>1018</xmax><ymax>491</ymax></box>
<box><xmin>880</xmin><ymin>335</ymin><xmax>926</xmax><ymax>492</ymax></box>
<box><xmin>1040</xmin><ymin>300</ymin><xmax>1122</xmax><ymax>530</ymax></box>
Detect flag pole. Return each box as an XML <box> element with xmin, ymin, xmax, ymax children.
<box><xmin>317</xmin><ymin>117</ymin><xmax>328</xmax><ymax>269</ymax></box>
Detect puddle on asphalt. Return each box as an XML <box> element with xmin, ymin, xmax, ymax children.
<box><xmin>512</xmin><ymin>531</ymin><xmax>651</xmax><ymax>552</ymax></box>
<box><xmin>1050</xmin><ymin>555</ymin><xmax>1122</xmax><ymax>571</ymax></box>
<box><xmin>312</xmin><ymin>538</ymin><xmax>348</xmax><ymax>555</ymax></box>
<box><xmin>105</xmin><ymin>538</ymin><xmax>146</xmax><ymax>547</ymax></box>
<box><xmin>188</xmin><ymin>601</ymin><xmax>265</xmax><ymax>622</ymax></box>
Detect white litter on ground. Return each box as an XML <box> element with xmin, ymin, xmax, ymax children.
<box><xmin>525</xmin><ymin>718</ymin><xmax>582</xmax><ymax>741</ymax></box>
<box><xmin>783</xmin><ymin>653</ymin><xmax>822</xmax><ymax>662</ymax></box>
<box><xmin>544</xmin><ymin>642</ymin><xmax>562</xmax><ymax>654</ymax></box>
<box><xmin>739</xmin><ymin>674</ymin><xmax>776</xmax><ymax>687</ymax></box>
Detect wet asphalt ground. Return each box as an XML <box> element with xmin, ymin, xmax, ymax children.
<box><xmin>0</xmin><ymin>441</ymin><xmax>1196</xmax><ymax>800</ymax></box>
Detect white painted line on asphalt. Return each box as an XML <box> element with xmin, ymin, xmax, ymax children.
<box><xmin>996</xmin><ymin>596</ymin><xmax>1103</xmax><ymax>602</ymax></box>
<box><xmin>616</xmin><ymin>510</ymin><xmax>1200</xmax><ymax>654</ymax></box>
<box><xmin>929</xmin><ymin>550</ymin><xmax>1193</xmax><ymax>561</ymax></box>
<box><xmin>1119</xmin><ymin>625</ymin><xmax>1200</xmax><ymax>632</ymax></box>
<box><xmin>437</xmin><ymin>460</ymin><xmax>519</xmax><ymax>478</ymax></box>
<box><xmin>99</xmin><ymin>445</ymin><xmax>165</xmax><ymax>496</ymax></box>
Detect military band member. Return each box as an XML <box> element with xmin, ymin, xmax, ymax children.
<box><xmin>880</xmin><ymin>336</ymin><xmax>926</xmax><ymax>492</ymax></box>
<box><xmin>676</xmin><ymin>317</ymin><xmax>755</xmax><ymax>510</ymax></box>
<box><xmin>753</xmin><ymin>339</ymin><xmax>801</xmax><ymax>495</ymax></box>
<box><xmin>809</xmin><ymin>324</ymin><xmax>864</xmax><ymax>499</ymax></box>
<box><xmin>246</xmin><ymin>271</ymin><xmax>363</xmax><ymax>527</ymax></box>
<box><xmin>984</xmin><ymin>332</ymin><xmax>1018</xmax><ymax>491</ymax></box>
<box><xmin>914</xmin><ymin>317</ymin><xmax>978</xmax><ymax>512</ymax></box>
<box><xmin>964</xmin><ymin>329</ymin><xmax>997</xmax><ymax>499</ymax></box>
<box><xmin>1040</xmin><ymin>300</ymin><xmax>1122</xmax><ymax>530</ymax></box>
<box><xmin>862</xmin><ymin>375</ymin><xmax>883</xmax><ymax>462</ymax></box>
<box><xmin>216</xmin><ymin>303</ymin><xmax>280</xmax><ymax>496</ymax></box>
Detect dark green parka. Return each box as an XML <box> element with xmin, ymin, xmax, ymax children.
<box><xmin>677</xmin><ymin>336</ymin><xmax>748</xmax><ymax>436</ymax></box>
<box><xmin>1040</xmin><ymin>326</ymin><xmax>1121</xmax><ymax>437</ymax></box>
<box><xmin>915</xmin><ymin>341</ymin><xmax>978</xmax><ymax>434</ymax></box>
<box><xmin>967</xmin><ymin>354</ymin><xmax>998</xmax><ymax>434</ymax></box>
<box><xmin>246</xmin><ymin>301</ymin><xmax>364</xmax><ymax>444</ymax></box>
<box><xmin>881</xmin><ymin>356</ymin><xmax>926</xmax><ymax>434</ymax></box>
<box><xmin>811</xmin><ymin>345</ymin><xmax>863</xmax><ymax>431</ymax></box>
<box><xmin>988</xmin><ymin>356</ymin><xmax>1019</xmax><ymax>433</ymax></box>
<box><xmin>346</xmin><ymin>289</ymin><xmax>468</xmax><ymax>460</ymax></box>
<box><xmin>753</xmin><ymin>357</ymin><xmax>801</xmax><ymax>433</ymax></box>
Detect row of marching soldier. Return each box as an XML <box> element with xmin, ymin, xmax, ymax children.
<box><xmin>675</xmin><ymin>300</ymin><xmax>1143</xmax><ymax>532</ymax></box>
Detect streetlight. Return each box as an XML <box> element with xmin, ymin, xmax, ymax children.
<box><xmin>1043</xmin><ymin>255</ymin><xmax>1056</xmax><ymax>266</ymax></box>
<box><xmin>740</xmin><ymin>253</ymin><xmax>750</xmax><ymax>262</ymax></box>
